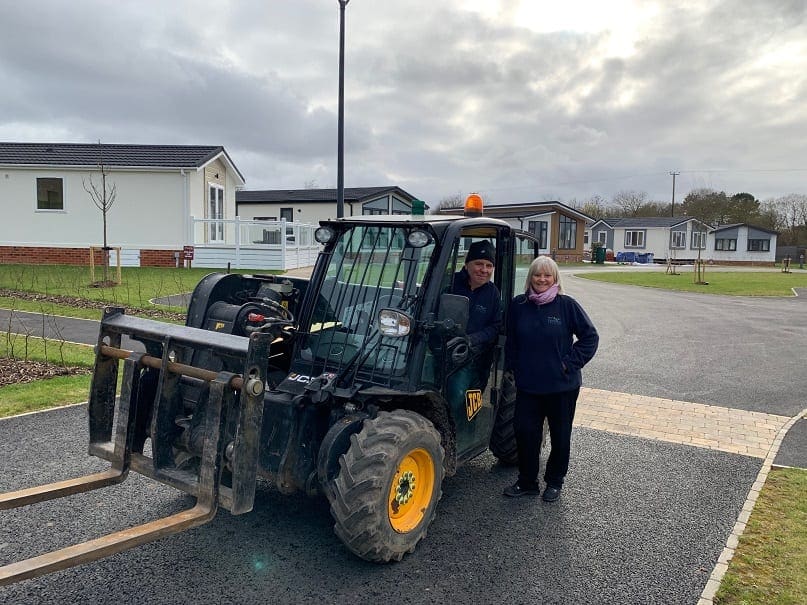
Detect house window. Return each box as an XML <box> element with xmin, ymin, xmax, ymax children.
<box><xmin>597</xmin><ymin>231</ymin><xmax>607</xmax><ymax>245</ymax></box>
<box><xmin>391</xmin><ymin>198</ymin><xmax>411</xmax><ymax>215</ymax></box>
<box><xmin>671</xmin><ymin>231</ymin><xmax>686</xmax><ymax>248</ymax></box>
<box><xmin>715</xmin><ymin>238</ymin><xmax>737</xmax><ymax>251</ymax></box>
<box><xmin>208</xmin><ymin>184</ymin><xmax>224</xmax><ymax>243</ymax></box>
<box><xmin>624</xmin><ymin>230</ymin><xmax>645</xmax><ymax>248</ymax></box>
<box><xmin>558</xmin><ymin>215</ymin><xmax>576</xmax><ymax>249</ymax></box>
<box><xmin>528</xmin><ymin>220</ymin><xmax>548</xmax><ymax>248</ymax></box>
<box><xmin>362</xmin><ymin>197</ymin><xmax>388</xmax><ymax>215</ymax></box>
<box><xmin>747</xmin><ymin>239</ymin><xmax>770</xmax><ymax>252</ymax></box>
<box><xmin>36</xmin><ymin>177</ymin><xmax>64</xmax><ymax>210</ymax></box>
<box><xmin>691</xmin><ymin>231</ymin><xmax>706</xmax><ymax>249</ymax></box>
<box><xmin>583</xmin><ymin>231</ymin><xmax>590</xmax><ymax>245</ymax></box>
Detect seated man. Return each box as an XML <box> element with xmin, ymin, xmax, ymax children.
<box><xmin>446</xmin><ymin>240</ymin><xmax>502</xmax><ymax>402</ymax></box>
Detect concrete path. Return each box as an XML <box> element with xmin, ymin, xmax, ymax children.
<box><xmin>577</xmin><ymin>387</ymin><xmax>790</xmax><ymax>460</ymax></box>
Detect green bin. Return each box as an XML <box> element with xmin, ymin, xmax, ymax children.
<box><xmin>594</xmin><ymin>246</ymin><xmax>606</xmax><ymax>264</ymax></box>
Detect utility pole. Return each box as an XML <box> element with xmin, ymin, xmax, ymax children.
<box><xmin>336</xmin><ymin>0</ymin><xmax>349</xmax><ymax>218</ymax></box>
<box><xmin>669</xmin><ymin>171</ymin><xmax>680</xmax><ymax>217</ymax></box>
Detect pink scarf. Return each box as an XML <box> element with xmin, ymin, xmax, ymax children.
<box><xmin>528</xmin><ymin>284</ymin><xmax>559</xmax><ymax>306</ymax></box>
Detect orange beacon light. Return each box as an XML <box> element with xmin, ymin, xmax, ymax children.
<box><xmin>464</xmin><ymin>193</ymin><xmax>483</xmax><ymax>217</ymax></box>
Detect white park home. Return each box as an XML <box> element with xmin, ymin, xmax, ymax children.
<box><xmin>590</xmin><ymin>217</ymin><xmax>710</xmax><ymax>263</ymax></box>
<box><xmin>709</xmin><ymin>223</ymin><xmax>778</xmax><ymax>265</ymax></box>
<box><xmin>236</xmin><ymin>186</ymin><xmax>423</xmax><ymax>225</ymax></box>
<box><xmin>0</xmin><ymin>142</ymin><xmax>322</xmax><ymax>270</ymax></box>
<box><xmin>589</xmin><ymin>217</ymin><xmax>777</xmax><ymax>265</ymax></box>
<box><xmin>0</xmin><ymin>142</ymin><xmax>244</xmax><ymax>267</ymax></box>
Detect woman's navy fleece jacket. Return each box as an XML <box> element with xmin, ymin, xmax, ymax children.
<box><xmin>504</xmin><ymin>293</ymin><xmax>599</xmax><ymax>394</ymax></box>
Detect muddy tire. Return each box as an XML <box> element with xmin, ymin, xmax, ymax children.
<box><xmin>489</xmin><ymin>371</ymin><xmax>518</xmax><ymax>465</ymax></box>
<box><xmin>328</xmin><ymin>410</ymin><xmax>445</xmax><ymax>562</ymax></box>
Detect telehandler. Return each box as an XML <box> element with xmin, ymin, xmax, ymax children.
<box><xmin>0</xmin><ymin>196</ymin><xmax>541</xmax><ymax>584</ymax></box>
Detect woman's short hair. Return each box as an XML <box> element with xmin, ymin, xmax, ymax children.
<box><xmin>524</xmin><ymin>255</ymin><xmax>563</xmax><ymax>294</ymax></box>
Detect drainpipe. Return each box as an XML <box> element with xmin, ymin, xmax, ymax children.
<box><xmin>181</xmin><ymin>168</ymin><xmax>190</xmax><ymax>245</ymax></box>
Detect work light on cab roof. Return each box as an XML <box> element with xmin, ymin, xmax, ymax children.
<box><xmin>464</xmin><ymin>193</ymin><xmax>484</xmax><ymax>217</ymax></box>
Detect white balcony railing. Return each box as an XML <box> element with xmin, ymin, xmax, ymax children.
<box><xmin>190</xmin><ymin>216</ymin><xmax>320</xmax><ymax>270</ymax></box>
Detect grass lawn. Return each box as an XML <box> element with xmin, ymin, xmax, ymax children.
<box><xmin>577</xmin><ymin>269</ymin><xmax>807</xmax><ymax>296</ymax></box>
<box><xmin>0</xmin><ymin>264</ymin><xmax>274</xmax><ymax>309</ymax></box>
<box><xmin>0</xmin><ymin>374</ymin><xmax>91</xmax><ymax>418</ymax></box>
<box><xmin>715</xmin><ymin>467</ymin><xmax>807</xmax><ymax>604</ymax></box>
<box><xmin>2</xmin><ymin>333</ymin><xmax>95</xmax><ymax>367</ymax></box>
<box><xmin>0</xmin><ymin>335</ymin><xmax>95</xmax><ymax>418</ymax></box>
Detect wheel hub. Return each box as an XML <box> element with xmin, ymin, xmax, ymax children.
<box><xmin>394</xmin><ymin>470</ymin><xmax>416</xmax><ymax>505</ymax></box>
<box><xmin>387</xmin><ymin>448</ymin><xmax>435</xmax><ymax>533</ymax></box>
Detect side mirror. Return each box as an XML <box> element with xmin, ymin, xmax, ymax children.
<box><xmin>437</xmin><ymin>293</ymin><xmax>469</xmax><ymax>335</ymax></box>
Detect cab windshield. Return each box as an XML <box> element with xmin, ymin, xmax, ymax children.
<box><xmin>293</xmin><ymin>224</ymin><xmax>435</xmax><ymax>387</ymax></box>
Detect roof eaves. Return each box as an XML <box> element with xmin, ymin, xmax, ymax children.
<box><xmin>198</xmin><ymin>147</ymin><xmax>246</xmax><ymax>185</ymax></box>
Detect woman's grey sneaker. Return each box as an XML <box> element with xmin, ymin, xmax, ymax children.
<box><xmin>542</xmin><ymin>486</ymin><xmax>561</xmax><ymax>502</ymax></box>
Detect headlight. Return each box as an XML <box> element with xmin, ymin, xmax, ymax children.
<box><xmin>315</xmin><ymin>226</ymin><xmax>336</xmax><ymax>244</ymax></box>
<box><xmin>378</xmin><ymin>309</ymin><xmax>411</xmax><ymax>337</ymax></box>
<box><xmin>407</xmin><ymin>229</ymin><xmax>432</xmax><ymax>248</ymax></box>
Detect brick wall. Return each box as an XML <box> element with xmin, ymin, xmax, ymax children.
<box><xmin>0</xmin><ymin>246</ymin><xmax>180</xmax><ymax>267</ymax></box>
<box><xmin>139</xmin><ymin>249</ymin><xmax>180</xmax><ymax>267</ymax></box>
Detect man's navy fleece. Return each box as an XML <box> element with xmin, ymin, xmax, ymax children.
<box><xmin>504</xmin><ymin>293</ymin><xmax>599</xmax><ymax>394</ymax></box>
<box><xmin>451</xmin><ymin>269</ymin><xmax>502</xmax><ymax>348</ymax></box>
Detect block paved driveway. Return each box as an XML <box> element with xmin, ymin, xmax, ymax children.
<box><xmin>0</xmin><ymin>270</ymin><xmax>804</xmax><ymax>604</ymax></box>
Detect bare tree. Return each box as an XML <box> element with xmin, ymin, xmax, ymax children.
<box><xmin>612</xmin><ymin>190</ymin><xmax>648</xmax><ymax>216</ymax></box>
<box><xmin>83</xmin><ymin>141</ymin><xmax>117</xmax><ymax>285</ymax></box>
<box><xmin>432</xmin><ymin>192</ymin><xmax>465</xmax><ymax>213</ymax></box>
<box><xmin>765</xmin><ymin>194</ymin><xmax>807</xmax><ymax>245</ymax></box>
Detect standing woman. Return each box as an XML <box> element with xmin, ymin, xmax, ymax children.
<box><xmin>503</xmin><ymin>256</ymin><xmax>599</xmax><ymax>501</ymax></box>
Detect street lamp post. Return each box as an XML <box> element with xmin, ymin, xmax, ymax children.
<box><xmin>337</xmin><ymin>0</ymin><xmax>349</xmax><ymax>219</ymax></box>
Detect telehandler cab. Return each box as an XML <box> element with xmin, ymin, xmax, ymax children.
<box><xmin>0</xmin><ymin>198</ymin><xmax>541</xmax><ymax>584</ymax></box>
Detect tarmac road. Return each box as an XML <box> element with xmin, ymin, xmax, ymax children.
<box><xmin>0</xmin><ymin>270</ymin><xmax>804</xmax><ymax>604</ymax></box>
<box><xmin>565</xmin><ymin>272</ymin><xmax>806</xmax><ymax>418</ymax></box>
<box><xmin>0</xmin><ymin>309</ymin><xmax>142</xmax><ymax>352</ymax></box>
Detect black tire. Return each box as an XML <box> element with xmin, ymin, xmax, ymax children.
<box><xmin>490</xmin><ymin>371</ymin><xmax>518</xmax><ymax>465</ymax></box>
<box><xmin>328</xmin><ymin>410</ymin><xmax>445</xmax><ymax>562</ymax></box>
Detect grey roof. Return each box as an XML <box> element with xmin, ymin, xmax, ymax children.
<box><xmin>236</xmin><ymin>186</ymin><xmax>417</xmax><ymax>204</ymax></box>
<box><xmin>598</xmin><ymin>217</ymin><xmax>698</xmax><ymax>229</ymax></box>
<box><xmin>712</xmin><ymin>222</ymin><xmax>778</xmax><ymax>235</ymax></box>
<box><xmin>0</xmin><ymin>142</ymin><xmax>244</xmax><ymax>180</ymax></box>
<box><xmin>440</xmin><ymin>200</ymin><xmax>593</xmax><ymax>222</ymax></box>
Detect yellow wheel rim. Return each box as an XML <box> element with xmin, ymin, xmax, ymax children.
<box><xmin>387</xmin><ymin>447</ymin><xmax>435</xmax><ymax>533</ymax></box>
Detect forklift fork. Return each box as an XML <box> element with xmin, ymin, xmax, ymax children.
<box><xmin>0</xmin><ymin>310</ymin><xmax>271</xmax><ymax>586</ymax></box>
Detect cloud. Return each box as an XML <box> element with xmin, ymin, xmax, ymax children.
<box><xmin>1</xmin><ymin>0</ymin><xmax>805</xmax><ymax>203</ymax></box>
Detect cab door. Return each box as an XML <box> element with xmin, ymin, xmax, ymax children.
<box><xmin>440</xmin><ymin>227</ymin><xmax>540</xmax><ymax>462</ymax></box>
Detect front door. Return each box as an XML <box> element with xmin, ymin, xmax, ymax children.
<box><xmin>208</xmin><ymin>185</ymin><xmax>224</xmax><ymax>243</ymax></box>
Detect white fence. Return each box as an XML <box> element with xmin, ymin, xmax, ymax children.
<box><xmin>190</xmin><ymin>216</ymin><xmax>321</xmax><ymax>270</ymax></box>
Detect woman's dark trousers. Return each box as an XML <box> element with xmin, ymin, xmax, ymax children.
<box><xmin>514</xmin><ymin>388</ymin><xmax>579</xmax><ymax>489</ymax></box>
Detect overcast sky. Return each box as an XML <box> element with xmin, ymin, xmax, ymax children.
<box><xmin>1</xmin><ymin>0</ymin><xmax>805</xmax><ymax>206</ymax></box>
